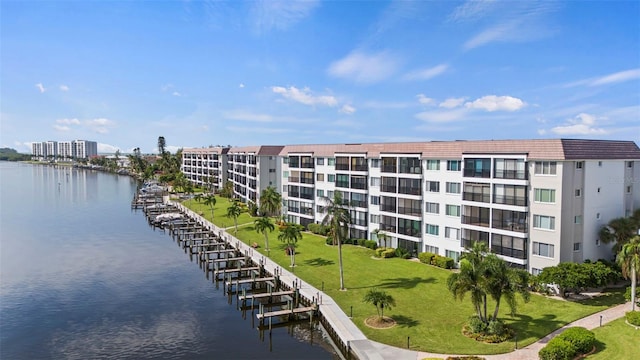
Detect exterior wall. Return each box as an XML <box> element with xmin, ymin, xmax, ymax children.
<box><xmin>181</xmin><ymin>147</ymin><xmax>226</xmax><ymax>191</ymax></box>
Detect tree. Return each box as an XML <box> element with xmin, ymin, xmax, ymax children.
<box><xmin>363</xmin><ymin>288</ymin><xmax>396</xmax><ymax>320</ymax></box>
<box><xmin>220</xmin><ymin>181</ymin><xmax>234</xmax><ymax>198</ymax></box>
<box><xmin>203</xmin><ymin>194</ymin><xmax>217</xmax><ymax>221</ymax></box>
<box><xmin>483</xmin><ymin>254</ymin><xmax>530</xmax><ymax>321</ymax></box>
<box><xmin>617</xmin><ymin>235</ymin><xmax>640</xmax><ymax>311</ymax></box>
<box><xmin>254</xmin><ymin>216</ymin><xmax>275</xmax><ymax>252</ymax></box>
<box><xmin>226</xmin><ymin>201</ymin><xmax>243</xmax><ymax>234</ymax></box>
<box><xmin>373</xmin><ymin>228</ymin><xmax>389</xmax><ymax>248</ymax></box>
<box><xmin>537</xmin><ymin>262</ymin><xmax>617</xmax><ymax>298</ymax></box>
<box><xmin>259</xmin><ymin>186</ymin><xmax>282</xmax><ymax>217</ymax></box>
<box><xmin>278</xmin><ymin>223</ymin><xmax>301</xmax><ymax>267</ymax></box>
<box><xmin>157</xmin><ymin>136</ymin><xmax>166</xmax><ymax>155</ymax></box>
<box><xmin>447</xmin><ymin>253</ymin><xmax>487</xmax><ymax>323</ymax></box>
<box><xmin>321</xmin><ymin>192</ymin><xmax>351</xmax><ymax>291</ymax></box>
<box><xmin>599</xmin><ymin>210</ymin><xmax>640</xmax><ymax>252</ymax></box>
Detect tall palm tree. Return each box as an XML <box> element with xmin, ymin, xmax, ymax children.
<box><xmin>617</xmin><ymin>235</ymin><xmax>640</xmax><ymax>311</ymax></box>
<box><xmin>447</xmin><ymin>241</ymin><xmax>489</xmax><ymax>322</ymax></box>
<box><xmin>321</xmin><ymin>192</ymin><xmax>351</xmax><ymax>291</ymax></box>
<box><xmin>259</xmin><ymin>186</ymin><xmax>282</xmax><ymax>217</ymax></box>
<box><xmin>226</xmin><ymin>201</ymin><xmax>243</xmax><ymax>234</ymax></box>
<box><xmin>363</xmin><ymin>288</ymin><xmax>396</xmax><ymax>320</ymax></box>
<box><xmin>203</xmin><ymin>194</ymin><xmax>217</xmax><ymax>222</ymax></box>
<box><xmin>483</xmin><ymin>254</ymin><xmax>530</xmax><ymax>321</ymax></box>
<box><xmin>278</xmin><ymin>223</ymin><xmax>301</xmax><ymax>267</ymax></box>
<box><xmin>254</xmin><ymin>216</ymin><xmax>274</xmax><ymax>252</ymax></box>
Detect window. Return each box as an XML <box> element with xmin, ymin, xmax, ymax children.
<box><xmin>425</xmin><ymin>245</ymin><xmax>439</xmax><ymax>254</ymax></box>
<box><xmin>317</xmin><ymin>158</ymin><xmax>324</xmax><ymax>165</ymax></box>
<box><xmin>532</xmin><ymin>242</ymin><xmax>554</xmax><ymax>258</ymax></box>
<box><xmin>426</xmin><ymin>224</ymin><xmax>439</xmax><ymax>236</ymax></box>
<box><xmin>282</xmin><ymin>185</ymin><xmax>287</xmax><ymax>192</ymax></box>
<box><xmin>534</xmin><ymin>188</ymin><xmax>556</xmax><ymax>203</ymax></box>
<box><xmin>317</xmin><ymin>173</ymin><xmax>324</xmax><ymax>181</ymax></box>
<box><xmin>328</xmin><ymin>158</ymin><xmax>335</xmax><ymax>166</ymax></box>
<box><xmin>627</xmin><ymin>161</ymin><xmax>634</xmax><ymax>169</ymax></box>
<box><xmin>283</xmin><ymin>157</ymin><xmax>289</xmax><ymax>164</ymax></box>
<box><xmin>317</xmin><ymin>205</ymin><xmax>325</xmax><ymax>213</ymax></box>
<box><xmin>426</xmin><ymin>181</ymin><xmax>440</xmax><ymax>192</ymax></box>
<box><xmin>426</xmin><ymin>160</ymin><xmax>440</xmax><ymax>171</ymax></box>
<box><xmin>328</xmin><ymin>190</ymin><xmax>334</xmax><ymax>198</ymax></box>
<box><xmin>317</xmin><ymin>189</ymin><xmax>324</xmax><ymax>197</ymax></box>
<box><xmin>425</xmin><ymin>202</ymin><xmax>439</xmax><ymax>214</ymax></box>
<box><xmin>445</xmin><ymin>250</ymin><xmax>460</xmax><ymax>262</ymax></box>
<box><xmin>534</xmin><ymin>161</ymin><xmax>556</xmax><ymax>175</ymax></box>
<box><xmin>627</xmin><ymin>186</ymin><xmax>632</xmax><ymax>193</ymax></box>
<box><xmin>533</xmin><ymin>215</ymin><xmax>555</xmax><ymax>230</ymax></box>
<box><xmin>596</xmin><ymin>212</ymin><xmax>601</xmax><ymax>220</ymax></box>
<box><xmin>370</xmin><ymin>177</ymin><xmax>380</xmax><ymax>186</ymax></box>
<box><xmin>370</xmin><ymin>214</ymin><xmax>380</xmax><ymax>224</ymax></box>
<box><xmin>573</xmin><ymin>242</ymin><xmax>581</xmax><ymax>251</ymax></box>
<box><xmin>269</xmin><ymin>168</ymin><xmax>276</xmax><ymax>173</ymax></box>
<box><xmin>446</xmin><ymin>182</ymin><xmax>461</xmax><ymax>194</ymax></box>
<box><xmin>596</xmin><ymin>238</ymin><xmax>601</xmax><ymax>246</ymax></box>
<box><xmin>574</xmin><ymin>215</ymin><xmax>582</xmax><ymax>224</ymax></box>
<box><xmin>575</xmin><ymin>189</ymin><xmax>581</xmax><ymax>197</ymax></box>
<box><xmin>446</xmin><ymin>204</ymin><xmax>460</xmax><ymax>217</ymax></box>
<box><xmin>598</xmin><ymin>161</ymin><xmax>602</xmax><ymax>167</ymax></box>
<box><xmin>371</xmin><ymin>159</ymin><xmax>380</xmax><ymax>168</ymax></box>
<box><xmin>576</xmin><ymin>161</ymin><xmax>584</xmax><ymax>169</ymax></box>
<box><xmin>597</xmin><ymin>187</ymin><xmax>601</xmax><ymax>193</ymax></box>
<box><xmin>445</xmin><ymin>227</ymin><xmax>460</xmax><ymax>240</ymax></box>
<box><xmin>447</xmin><ymin>160</ymin><xmax>461</xmax><ymax>171</ymax></box>
<box><xmin>531</xmin><ymin>268</ymin><xmax>542</xmax><ymax>276</ymax></box>
<box><xmin>370</xmin><ymin>196</ymin><xmax>380</xmax><ymax>205</ymax></box>
<box><xmin>328</xmin><ymin>174</ymin><xmax>336</xmax><ymax>182</ymax></box>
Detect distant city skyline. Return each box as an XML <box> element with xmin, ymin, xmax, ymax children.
<box><xmin>1</xmin><ymin>1</ymin><xmax>639</xmax><ymax>154</ymax></box>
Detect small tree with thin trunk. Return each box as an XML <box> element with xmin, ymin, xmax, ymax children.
<box><xmin>226</xmin><ymin>200</ymin><xmax>242</xmax><ymax>234</ymax></box>
<box><xmin>203</xmin><ymin>194</ymin><xmax>217</xmax><ymax>222</ymax></box>
<box><xmin>254</xmin><ymin>216</ymin><xmax>274</xmax><ymax>252</ymax></box>
<box><xmin>278</xmin><ymin>223</ymin><xmax>301</xmax><ymax>267</ymax></box>
<box><xmin>618</xmin><ymin>235</ymin><xmax>640</xmax><ymax>311</ymax></box>
<box><xmin>363</xmin><ymin>288</ymin><xmax>396</xmax><ymax>320</ymax></box>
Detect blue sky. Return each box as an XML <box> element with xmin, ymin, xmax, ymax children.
<box><xmin>1</xmin><ymin>0</ymin><xmax>639</xmax><ymax>154</ymax></box>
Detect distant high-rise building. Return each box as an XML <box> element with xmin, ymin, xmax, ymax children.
<box><xmin>30</xmin><ymin>139</ymin><xmax>98</xmax><ymax>160</ymax></box>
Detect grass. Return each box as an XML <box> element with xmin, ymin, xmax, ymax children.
<box><xmin>181</xmin><ymin>200</ymin><xmax>628</xmax><ymax>355</ymax></box>
<box><xmin>589</xmin><ymin>317</ymin><xmax>640</xmax><ymax>360</ymax></box>
<box><xmin>183</xmin><ymin>197</ymin><xmax>256</xmax><ymax>230</ymax></box>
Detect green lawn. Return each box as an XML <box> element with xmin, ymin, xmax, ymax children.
<box><xmin>183</xmin><ymin>197</ymin><xmax>256</xmax><ymax>230</ymax></box>
<box><xmin>589</xmin><ymin>318</ymin><xmax>640</xmax><ymax>359</ymax></box>
<box><xmin>181</xmin><ymin>200</ymin><xmax>627</xmax><ymax>355</ymax></box>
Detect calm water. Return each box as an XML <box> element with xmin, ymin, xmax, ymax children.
<box><xmin>0</xmin><ymin>162</ymin><xmax>337</xmax><ymax>360</ymax></box>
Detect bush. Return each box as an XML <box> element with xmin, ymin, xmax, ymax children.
<box><xmin>382</xmin><ymin>248</ymin><xmax>396</xmax><ymax>258</ymax></box>
<box><xmin>436</xmin><ymin>255</ymin><xmax>455</xmax><ymax>269</ymax></box>
<box><xmin>375</xmin><ymin>247</ymin><xmax>386</xmax><ymax>257</ymax></box>
<box><xmin>626</xmin><ymin>311</ymin><xmax>640</xmax><ymax>326</ymax></box>
<box><xmin>418</xmin><ymin>252</ymin><xmax>436</xmax><ymax>265</ymax></box>
<box><xmin>467</xmin><ymin>316</ymin><xmax>487</xmax><ymax>334</ymax></box>
<box><xmin>357</xmin><ymin>238</ymin><xmax>366</xmax><ymax>247</ymax></box>
<box><xmin>624</xmin><ymin>286</ymin><xmax>640</xmax><ymax>305</ymax></box>
<box><xmin>325</xmin><ymin>237</ymin><xmax>334</xmax><ymax>245</ymax></box>
<box><xmin>445</xmin><ymin>357</ymin><xmax>485</xmax><ymax>360</ymax></box>
<box><xmin>395</xmin><ymin>247</ymin><xmax>411</xmax><ymax>259</ymax></box>
<box><xmin>364</xmin><ymin>240</ymin><xmax>377</xmax><ymax>250</ymax></box>
<box><xmin>307</xmin><ymin>223</ymin><xmax>330</xmax><ymax>236</ymax></box>
<box><xmin>486</xmin><ymin>320</ymin><xmax>505</xmax><ymax>336</ymax></box>
<box><xmin>538</xmin><ymin>338</ymin><xmax>576</xmax><ymax>360</ymax></box>
<box><xmin>557</xmin><ymin>327</ymin><xmax>595</xmax><ymax>355</ymax></box>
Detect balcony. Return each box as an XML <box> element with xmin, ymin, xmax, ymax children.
<box><xmin>463</xmin><ymin>168</ymin><xmax>491</xmax><ymax>178</ymax></box>
<box><xmin>380</xmin><ymin>224</ymin><xmax>397</xmax><ymax>233</ymax></box>
<box><xmin>380</xmin><ymin>204</ymin><xmax>396</xmax><ymax>213</ymax></box>
<box><xmin>463</xmin><ymin>192</ymin><xmax>490</xmax><ymax>203</ymax></box>
<box><xmin>301</xmin><ymin>161</ymin><xmax>314</xmax><ymax>169</ymax></box>
<box><xmin>352</xmin><ymin>164</ymin><xmax>368</xmax><ymax>172</ymax></box>
<box><xmin>399</xmin><ymin>186</ymin><xmax>421</xmax><ymax>196</ymax></box>
<box><xmin>335</xmin><ymin>181</ymin><xmax>350</xmax><ymax>188</ymax></box>
<box><xmin>493</xmin><ymin>195</ymin><xmax>527</xmax><ymax>207</ymax></box>
<box><xmin>398</xmin><ymin>207</ymin><xmax>422</xmax><ymax>217</ymax></box>
<box><xmin>352</xmin><ymin>218</ymin><xmax>368</xmax><ymax>227</ymax></box>
<box><xmin>381</xmin><ymin>165</ymin><xmax>396</xmax><ymax>173</ymax></box>
<box><xmin>350</xmin><ymin>181</ymin><xmax>367</xmax><ymax>190</ymax></box>
<box><xmin>350</xmin><ymin>199</ymin><xmax>367</xmax><ymax>208</ymax></box>
<box><xmin>492</xmin><ymin>218</ymin><xmax>528</xmax><ymax>233</ymax></box>
<box><xmin>492</xmin><ymin>244</ymin><xmax>527</xmax><ymax>259</ymax></box>
<box><xmin>462</xmin><ymin>215</ymin><xmax>490</xmax><ymax>227</ymax></box>
<box><xmin>494</xmin><ymin>169</ymin><xmax>527</xmax><ymax>180</ymax></box>
<box><xmin>380</xmin><ymin>185</ymin><xmax>397</xmax><ymax>193</ymax></box>
<box><xmin>461</xmin><ymin>238</ymin><xmax>489</xmax><ymax>249</ymax></box>
<box><xmin>301</xmin><ymin>177</ymin><xmax>315</xmax><ymax>185</ymax></box>
<box><xmin>300</xmin><ymin>192</ymin><xmax>314</xmax><ymax>201</ymax></box>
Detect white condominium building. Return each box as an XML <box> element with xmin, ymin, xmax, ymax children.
<box><xmin>31</xmin><ymin>140</ymin><xmax>97</xmax><ymax>160</ymax></box>
<box><xmin>181</xmin><ymin>147</ymin><xmax>229</xmax><ymax>190</ymax></box>
<box><xmin>73</xmin><ymin>140</ymin><xmax>98</xmax><ymax>159</ymax></box>
<box><xmin>277</xmin><ymin>139</ymin><xmax>640</xmax><ymax>271</ymax></box>
<box><xmin>226</xmin><ymin>146</ymin><xmax>284</xmax><ymax>205</ymax></box>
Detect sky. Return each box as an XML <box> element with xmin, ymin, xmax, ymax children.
<box><xmin>1</xmin><ymin>0</ymin><xmax>639</xmax><ymax>154</ymax></box>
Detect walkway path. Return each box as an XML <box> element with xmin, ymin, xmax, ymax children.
<box><xmin>171</xmin><ymin>201</ymin><xmax>631</xmax><ymax>360</ymax></box>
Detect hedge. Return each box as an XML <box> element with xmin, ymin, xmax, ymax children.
<box><xmin>538</xmin><ymin>338</ymin><xmax>576</xmax><ymax>360</ymax></box>
<box><xmin>538</xmin><ymin>326</ymin><xmax>595</xmax><ymax>360</ymax></box>
<box><xmin>558</xmin><ymin>327</ymin><xmax>595</xmax><ymax>355</ymax></box>
<box><xmin>418</xmin><ymin>252</ymin><xmax>436</xmax><ymax>264</ymax></box>
<box><xmin>626</xmin><ymin>311</ymin><xmax>640</xmax><ymax>326</ymax></box>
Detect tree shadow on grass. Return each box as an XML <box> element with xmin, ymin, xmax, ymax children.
<box><xmin>390</xmin><ymin>314</ymin><xmax>420</xmax><ymax>328</ymax></box>
<box><xmin>508</xmin><ymin>313</ymin><xmax>566</xmax><ymax>343</ymax></box>
<box><xmin>303</xmin><ymin>257</ymin><xmax>335</xmax><ymax>266</ymax></box>
<box><xmin>377</xmin><ymin>277</ymin><xmax>436</xmax><ymax>289</ymax></box>
<box><xmin>589</xmin><ymin>338</ymin><xmax>607</xmax><ymax>356</ymax></box>
<box><xmin>575</xmin><ymin>289</ymin><xmax>626</xmax><ymax>307</ymax></box>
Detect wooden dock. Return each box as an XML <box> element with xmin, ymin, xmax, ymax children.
<box><xmin>256</xmin><ymin>305</ymin><xmax>317</xmax><ymax>320</ymax></box>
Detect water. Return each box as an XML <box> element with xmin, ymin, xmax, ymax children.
<box><xmin>0</xmin><ymin>162</ymin><xmax>337</xmax><ymax>360</ymax></box>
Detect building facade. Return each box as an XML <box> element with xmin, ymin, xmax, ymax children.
<box><xmin>181</xmin><ymin>147</ymin><xmax>229</xmax><ymax>190</ymax></box>
<box><xmin>181</xmin><ymin>139</ymin><xmax>640</xmax><ymax>272</ymax></box>
<box><xmin>31</xmin><ymin>140</ymin><xmax>98</xmax><ymax>160</ymax></box>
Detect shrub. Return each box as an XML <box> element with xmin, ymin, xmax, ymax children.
<box><xmin>395</xmin><ymin>247</ymin><xmax>411</xmax><ymax>259</ymax></box>
<box><xmin>538</xmin><ymin>338</ymin><xmax>576</xmax><ymax>360</ymax></box>
<box><xmin>626</xmin><ymin>311</ymin><xmax>640</xmax><ymax>326</ymax></box>
<box><xmin>382</xmin><ymin>248</ymin><xmax>396</xmax><ymax>258</ymax></box>
<box><xmin>375</xmin><ymin>248</ymin><xmax>386</xmax><ymax>257</ymax></box>
<box><xmin>467</xmin><ymin>316</ymin><xmax>487</xmax><ymax>334</ymax></box>
<box><xmin>325</xmin><ymin>237</ymin><xmax>334</xmax><ymax>245</ymax></box>
<box><xmin>434</xmin><ymin>255</ymin><xmax>455</xmax><ymax>269</ymax></box>
<box><xmin>418</xmin><ymin>252</ymin><xmax>436</xmax><ymax>265</ymax></box>
<box><xmin>486</xmin><ymin>320</ymin><xmax>505</xmax><ymax>336</ymax></box>
<box><xmin>364</xmin><ymin>240</ymin><xmax>377</xmax><ymax>250</ymax></box>
<box><xmin>307</xmin><ymin>223</ymin><xmax>319</xmax><ymax>233</ymax></box>
<box><xmin>445</xmin><ymin>357</ymin><xmax>485</xmax><ymax>360</ymax></box>
<box><xmin>357</xmin><ymin>238</ymin><xmax>366</xmax><ymax>247</ymax></box>
<box><xmin>624</xmin><ymin>286</ymin><xmax>640</xmax><ymax>305</ymax></box>
<box><xmin>557</xmin><ymin>327</ymin><xmax>595</xmax><ymax>355</ymax></box>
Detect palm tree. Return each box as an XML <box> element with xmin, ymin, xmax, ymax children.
<box><xmin>447</xmin><ymin>241</ymin><xmax>489</xmax><ymax>322</ymax></box>
<box><xmin>203</xmin><ymin>194</ymin><xmax>217</xmax><ymax>222</ymax></box>
<box><xmin>483</xmin><ymin>254</ymin><xmax>530</xmax><ymax>321</ymax></box>
<box><xmin>278</xmin><ymin>223</ymin><xmax>301</xmax><ymax>267</ymax></box>
<box><xmin>617</xmin><ymin>235</ymin><xmax>640</xmax><ymax>311</ymax></box>
<box><xmin>321</xmin><ymin>192</ymin><xmax>351</xmax><ymax>291</ymax></box>
<box><xmin>226</xmin><ymin>201</ymin><xmax>243</xmax><ymax>234</ymax></box>
<box><xmin>373</xmin><ymin>228</ymin><xmax>389</xmax><ymax>248</ymax></box>
<box><xmin>599</xmin><ymin>210</ymin><xmax>640</xmax><ymax>252</ymax></box>
<box><xmin>259</xmin><ymin>186</ymin><xmax>282</xmax><ymax>217</ymax></box>
<box><xmin>254</xmin><ymin>216</ymin><xmax>275</xmax><ymax>252</ymax></box>
<box><xmin>363</xmin><ymin>288</ymin><xmax>396</xmax><ymax>320</ymax></box>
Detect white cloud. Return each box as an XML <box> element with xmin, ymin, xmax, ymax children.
<box><xmin>97</xmin><ymin>143</ymin><xmax>120</xmax><ymax>153</ymax></box>
<box><xmin>327</xmin><ymin>50</ymin><xmax>400</xmax><ymax>84</ymax></box>
<box><xmin>226</xmin><ymin>126</ymin><xmax>292</xmax><ymax>134</ymax></box>
<box><xmin>57</xmin><ymin>118</ymin><xmax>81</xmax><ymax>125</ymax></box>
<box><xmin>449</xmin><ymin>0</ymin><xmax>499</xmax><ymax>22</ymax></box>
<box><xmin>271</xmin><ymin>86</ymin><xmax>338</xmax><ymax>107</ymax></box>
<box><xmin>415</xmin><ymin>109</ymin><xmax>468</xmax><ymax>123</ymax></box>
<box><xmin>339</xmin><ymin>104</ymin><xmax>356</xmax><ymax>114</ymax></box>
<box><xmin>550</xmin><ymin>113</ymin><xmax>607</xmax><ymax>135</ymax></box>
<box><xmin>463</xmin><ymin>20</ymin><xmax>520</xmax><ymax>50</ymax></box>
<box><xmin>172</xmin><ymin>91</ymin><xmax>182</xmax><ymax>97</ymax></box>
<box><xmin>161</xmin><ymin>84</ymin><xmax>173</xmax><ymax>91</ymax></box>
<box><xmin>402</xmin><ymin>64</ymin><xmax>449</xmax><ymax>81</ymax></box>
<box><xmin>251</xmin><ymin>0</ymin><xmax>320</xmax><ymax>33</ymax></box>
<box><xmin>416</xmin><ymin>94</ymin><xmax>435</xmax><ymax>105</ymax></box>
<box><xmin>361</xmin><ymin>100</ymin><xmax>412</xmax><ymax>109</ymax></box>
<box><xmin>239</xmin><ymin>83</ymin><xmax>245</xmax><ymax>88</ymax></box>
<box><xmin>590</xmin><ymin>68</ymin><xmax>640</xmax><ymax>86</ymax></box>
<box><xmin>224</xmin><ymin>110</ymin><xmax>273</xmax><ymax>122</ymax></box>
<box><xmin>439</xmin><ymin>97</ymin><xmax>466</xmax><ymax>109</ymax></box>
<box><xmin>464</xmin><ymin>95</ymin><xmax>526</xmax><ymax>112</ymax></box>
<box><xmin>85</xmin><ymin>118</ymin><xmax>116</xmax><ymax>134</ymax></box>
<box><xmin>35</xmin><ymin>83</ymin><xmax>46</xmax><ymax>93</ymax></box>
<box><xmin>53</xmin><ymin>125</ymin><xmax>71</xmax><ymax>132</ymax></box>
<box><xmin>59</xmin><ymin>85</ymin><xmax>69</xmax><ymax>91</ymax></box>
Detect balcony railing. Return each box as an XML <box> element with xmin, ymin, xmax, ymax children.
<box><xmin>380</xmin><ymin>185</ymin><xmax>397</xmax><ymax>193</ymax></box>
<box><xmin>335</xmin><ymin>164</ymin><xmax>349</xmax><ymax>171</ymax></box>
<box><xmin>398</xmin><ymin>186</ymin><xmax>421</xmax><ymax>195</ymax></box>
<box><xmin>350</xmin><ymin>181</ymin><xmax>367</xmax><ymax>190</ymax></box>
<box><xmin>398</xmin><ymin>227</ymin><xmax>421</xmax><ymax>238</ymax></box>
<box><xmin>493</xmin><ymin>195</ymin><xmax>527</xmax><ymax>207</ymax></box>
<box><xmin>491</xmin><ymin>244</ymin><xmax>527</xmax><ymax>259</ymax></box>
<box><xmin>352</xmin><ymin>164</ymin><xmax>368</xmax><ymax>172</ymax></box>
<box><xmin>462</xmin><ymin>215</ymin><xmax>490</xmax><ymax>227</ymax></box>
<box><xmin>380</xmin><ymin>224</ymin><xmax>397</xmax><ymax>233</ymax></box>
<box><xmin>463</xmin><ymin>192</ymin><xmax>490</xmax><ymax>203</ymax></box>
<box><xmin>352</xmin><ymin>218</ymin><xmax>367</xmax><ymax>227</ymax></box>
<box><xmin>397</xmin><ymin>207</ymin><xmax>422</xmax><ymax>217</ymax></box>
<box><xmin>300</xmin><ymin>192</ymin><xmax>314</xmax><ymax>200</ymax></box>
<box><xmin>335</xmin><ymin>181</ymin><xmax>350</xmax><ymax>188</ymax></box>
<box><xmin>301</xmin><ymin>177</ymin><xmax>314</xmax><ymax>185</ymax></box>
<box><xmin>494</xmin><ymin>170</ymin><xmax>527</xmax><ymax>180</ymax></box>
<box><xmin>492</xmin><ymin>219</ymin><xmax>528</xmax><ymax>233</ymax></box>
<box><xmin>301</xmin><ymin>161</ymin><xmax>314</xmax><ymax>169</ymax></box>
<box><xmin>461</xmin><ymin>238</ymin><xmax>489</xmax><ymax>249</ymax></box>
<box><xmin>380</xmin><ymin>204</ymin><xmax>396</xmax><ymax>212</ymax></box>
<box><xmin>381</xmin><ymin>165</ymin><xmax>396</xmax><ymax>173</ymax></box>
<box><xmin>463</xmin><ymin>169</ymin><xmax>491</xmax><ymax>178</ymax></box>
<box><xmin>350</xmin><ymin>200</ymin><xmax>367</xmax><ymax>208</ymax></box>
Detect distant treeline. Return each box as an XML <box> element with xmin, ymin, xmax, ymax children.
<box><xmin>0</xmin><ymin>148</ymin><xmax>31</xmax><ymax>161</ymax></box>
